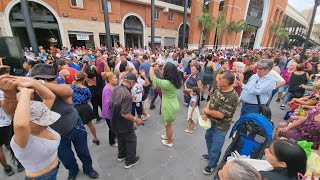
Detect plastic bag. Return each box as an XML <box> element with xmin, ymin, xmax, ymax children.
<box><xmin>297</xmin><ymin>140</ymin><xmax>313</xmax><ymax>158</ymax></box>
<box><xmin>307</xmin><ymin>152</ymin><xmax>320</xmax><ymax>176</ymax></box>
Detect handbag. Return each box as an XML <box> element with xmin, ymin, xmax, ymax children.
<box><xmin>256</xmin><ymin>95</ymin><xmax>272</xmax><ymax>120</ymax></box>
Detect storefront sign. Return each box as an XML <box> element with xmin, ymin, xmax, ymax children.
<box><xmin>164</xmin><ymin>37</ymin><xmax>176</xmax><ymax>47</ymax></box>
<box><xmin>76</xmin><ymin>34</ymin><xmax>89</xmax><ymax>40</ymax></box>
<box><xmin>148</xmin><ymin>36</ymin><xmax>161</xmax><ymax>43</ymax></box>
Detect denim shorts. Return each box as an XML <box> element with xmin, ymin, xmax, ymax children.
<box><xmin>278</xmin><ymin>85</ymin><xmax>289</xmax><ymax>93</ymax></box>
<box><xmin>25</xmin><ymin>162</ymin><xmax>60</xmax><ymax>180</ymax></box>
<box><xmin>132</xmin><ymin>102</ymin><xmax>143</xmax><ymax>116</ymax></box>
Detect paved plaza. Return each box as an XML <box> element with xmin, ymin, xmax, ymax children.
<box><xmin>1</xmin><ymin>90</ymin><xmax>284</xmax><ymax>180</ymax></box>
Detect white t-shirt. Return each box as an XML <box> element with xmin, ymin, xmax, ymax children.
<box><xmin>114</xmin><ymin>61</ymin><xmax>136</xmax><ymax>76</ymax></box>
<box><xmin>131</xmin><ymin>78</ymin><xmax>145</xmax><ymax>102</ymax></box>
<box><xmin>270</xmin><ymin>70</ymin><xmax>285</xmax><ymax>84</ymax></box>
<box><xmin>0</xmin><ymin>91</ymin><xmax>12</xmax><ymax>127</ymax></box>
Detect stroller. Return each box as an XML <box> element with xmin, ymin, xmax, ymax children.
<box><xmin>214</xmin><ymin>113</ymin><xmax>273</xmax><ymax>179</ymax></box>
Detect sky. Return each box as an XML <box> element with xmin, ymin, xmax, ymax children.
<box><xmin>288</xmin><ymin>0</ymin><xmax>320</xmax><ymax>22</ymax></box>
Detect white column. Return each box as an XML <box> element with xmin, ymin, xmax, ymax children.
<box><xmin>93</xmin><ymin>32</ymin><xmax>100</xmax><ymax>49</ymax></box>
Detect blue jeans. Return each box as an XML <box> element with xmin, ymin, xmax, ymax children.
<box><xmin>283</xmin><ymin>92</ymin><xmax>293</xmax><ymax>103</ymax></box>
<box><xmin>240</xmin><ymin>103</ymin><xmax>260</xmax><ymax>117</ymax></box>
<box><xmin>58</xmin><ymin>119</ymin><xmax>93</xmax><ymax>176</ymax></box>
<box><xmin>271</xmin><ymin>88</ymin><xmax>278</xmax><ymax>99</ymax></box>
<box><xmin>205</xmin><ymin>127</ymin><xmax>227</xmax><ymax>168</ymax></box>
<box><xmin>25</xmin><ymin>162</ymin><xmax>60</xmax><ymax>180</ymax></box>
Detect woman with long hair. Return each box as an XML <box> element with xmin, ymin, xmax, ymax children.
<box><xmin>280</xmin><ymin>64</ymin><xmax>310</xmax><ymax>110</ymax></box>
<box><xmin>150</xmin><ymin>62</ymin><xmax>182</xmax><ymax>147</ymax></box>
<box><xmin>260</xmin><ymin>139</ymin><xmax>307</xmax><ymax>179</ymax></box>
<box><xmin>201</xmin><ymin>54</ymin><xmax>217</xmax><ymax>101</ymax></box>
<box><xmin>102</xmin><ymin>72</ymin><xmax>118</xmax><ymax>147</ymax></box>
<box><xmin>84</xmin><ymin>65</ymin><xmax>104</xmax><ymax>121</ymax></box>
<box><xmin>70</xmin><ymin>71</ymin><xmax>100</xmax><ymax>145</ymax></box>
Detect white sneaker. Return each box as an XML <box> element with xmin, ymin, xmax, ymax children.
<box><xmin>161</xmin><ymin>140</ymin><xmax>173</xmax><ymax>148</ymax></box>
<box><xmin>118</xmin><ymin>157</ymin><xmax>125</xmax><ymax>162</ymax></box>
<box><xmin>161</xmin><ymin>135</ymin><xmax>168</xmax><ymax>140</ymax></box>
<box><xmin>142</xmin><ymin>114</ymin><xmax>150</xmax><ymax>121</ymax></box>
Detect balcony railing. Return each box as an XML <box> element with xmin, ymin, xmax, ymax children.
<box><xmin>158</xmin><ymin>0</ymin><xmax>191</xmax><ymax>7</ymax></box>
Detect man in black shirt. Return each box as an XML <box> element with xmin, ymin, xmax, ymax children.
<box><xmin>111</xmin><ymin>72</ymin><xmax>143</xmax><ymax>169</ymax></box>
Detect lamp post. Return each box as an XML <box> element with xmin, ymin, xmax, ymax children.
<box><xmin>102</xmin><ymin>0</ymin><xmax>112</xmax><ymax>52</ymax></box>
<box><xmin>151</xmin><ymin>0</ymin><xmax>155</xmax><ymax>51</ymax></box>
<box><xmin>182</xmin><ymin>0</ymin><xmax>188</xmax><ymax>49</ymax></box>
<box><xmin>301</xmin><ymin>0</ymin><xmax>319</xmax><ymax>60</ymax></box>
<box><xmin>20</xmin><ymin>0</ymin><xmax>39</xmax><ymax>55</ymax></box>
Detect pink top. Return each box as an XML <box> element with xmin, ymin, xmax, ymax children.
<box><xmin>281</xmin><ymin>69</ymin><xmax>292</xmax><ymax>85</ymax></box>
<box><xmin>95</xmin><ymin>57</ymin><xmax>106</xmax><ymax>74</ymax></box>
<box><xmin>102</xmin><ymin>84</ymin><xmax>113</xmax><ymax>119</ymax></box>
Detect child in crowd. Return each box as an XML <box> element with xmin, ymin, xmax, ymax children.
<box><xmin>131</xmin><ymin>69</ymin><xmax>150</xmax><ymax>122</ymax></box>
<box><xmin>185</xmin><ymin>87</ymin><xmax>200</xmax><ymax>134</ymax></box>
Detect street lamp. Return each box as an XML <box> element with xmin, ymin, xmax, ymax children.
<box><xmin>151</xmin><ymin>0</ymin><xmax>155</xmax><ymax>51</ymax></box>
<box><xmin>20</xmin><ymin>0</ymin><xmax>39</xmax><ymax>55</ymax></box>
<box><xmin>102</xmin><ymin>0</ymin><xmax>112</xmax><ymax>52</ymax></box>
<box><xmin>182</xmin><ymin>0</ymin><xmax>188</xmax><ymax>49</ymax></box>
<box><xmin>301</xmin><ymin>0</ymin><xmax>320</xmax><ymax>59</ymax></box>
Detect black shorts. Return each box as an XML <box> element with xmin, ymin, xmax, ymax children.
<box><xmin>0</xmin><ymin>125</ymin><xmax>12</xmax><ymax>146</ymax></box>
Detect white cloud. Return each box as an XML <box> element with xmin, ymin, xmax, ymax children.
<box><xmin>288</xmin><ymin>0</ymin><xmax>320</xmax><ymax>22</ymax></box>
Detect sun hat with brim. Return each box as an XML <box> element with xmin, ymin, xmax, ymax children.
<box><xmin>31</xmin><ymin>63</ymin><xmax>57</xmax><ymax>79</ymax></box>
<box><xmin>30</xmin><ymin>101</ymin><xmax>61</xmax><ymax>126</ymax></box>
<box><xmin>198</xmin><ymin>116</ymin><xmax>211</xmax><ymax>130</ymax></box>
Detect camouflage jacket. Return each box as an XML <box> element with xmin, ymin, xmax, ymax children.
<box><xmin>208</xmin><ymin>88</ymin><xmax>239</xmax><ymax>131</ymax></box>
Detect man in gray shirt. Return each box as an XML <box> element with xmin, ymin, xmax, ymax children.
<box><xmin>182</xmin><ymin>51</ymin><xmax>193</xmax><ymax>70</ymax></box>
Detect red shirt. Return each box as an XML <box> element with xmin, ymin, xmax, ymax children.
<box><xmin>64</xmin><ymin>67</ymin><xmax>76</xmax><ymax>84</ymax></box>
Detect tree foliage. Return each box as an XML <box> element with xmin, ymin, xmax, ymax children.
<box><xmin>193</xmin><ymin>6</ymin><xmax>215</xmax><ymax>36</ymax></box>
<box><xmin>271</xmin><ymin>23</ymin><xmax>290</xmax><ymax>44</ymax></box>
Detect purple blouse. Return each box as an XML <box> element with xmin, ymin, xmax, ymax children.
<box><xmin>102</xmin><ymin>84</ymin><xmax>113</xmax><ymax>119</ymax></box>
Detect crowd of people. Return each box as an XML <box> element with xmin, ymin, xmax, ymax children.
<box><xmin>0</xmin><ymin>44</ymin><xmax>320</xmax><ymax>180</ymax></box>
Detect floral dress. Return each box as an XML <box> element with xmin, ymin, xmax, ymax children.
<box><xmin>281</xmin><ymin>102</ymin><xmax>320</xmax><ymax>149</ymax></box>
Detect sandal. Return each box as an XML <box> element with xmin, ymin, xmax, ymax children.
<box><xmin>185</xmin><ymin>129</ymin><xmax>193</xmax><ymax>134</ymax></box>
<box><xmin>92</xmin><ymin>139</ymin><xmax>100</xmax><ymax>145</ymax></box>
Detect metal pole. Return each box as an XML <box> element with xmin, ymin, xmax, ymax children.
<box><xmin>182</xmin><ymin>0</ymin><xmax>188</xmax><ymax>49</ymax></box>
<box><xmin>151</xmin><ymin>0</ymin><xmax>155</xmax><ymax>51</ymax></box>
<box><xmin>20</xmin><ymin>0</ymin><xmax>39</xmax><ymax>55</ymax></box>
<box><xmin>301</xmin><ymin>0</ymin><xmax>319</xmax><ymax>60</ymax></box>
<box><xmin>102</xmin><ymin>0</ymin><xmax>112</xmax><ymax>52</ymax></box>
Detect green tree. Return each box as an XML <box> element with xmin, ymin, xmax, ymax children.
<box><xmin>193</xmin><ymin>6</ymin><xmax>215</xmax><ymax>46</ymax></box>
<box><xmin>232</xmin><ymin>20</ymin><xmax>247</xmax><ymax>49</ymax></box>
<box><xmin>213</xmin><ymin>14</ymin><xmax>226</xmax><ymax>49</ymax></box>
<box><xmin>270</xmin><ymin>23</ymin><xmax>289</xmax><ymax>48</ymax></box>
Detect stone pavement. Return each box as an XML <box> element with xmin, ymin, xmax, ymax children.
<box><xmin>1</xmin><ymin>90</ymin><xmax>285</xmax><ymax>180</ymax></box>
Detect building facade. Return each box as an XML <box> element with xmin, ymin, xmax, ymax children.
<box><xmin>0</xmin><ymin>0</ymin><xmax>191</xmax><ymax>49</ymax></box>
<box><xmin>188</xmin><ymin>0</ymin><xmax>288</xmax><ymax>50</ymax></box>
<box><xmin>1</xmin><ymin>0</ymin><xmax>316</xmax><ymax>51</ymax></box>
